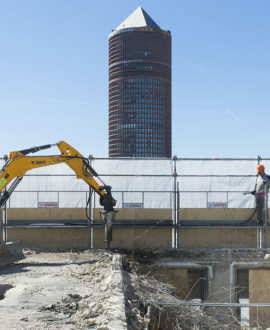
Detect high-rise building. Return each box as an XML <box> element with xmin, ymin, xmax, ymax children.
<box><xmin>108</xmin><ymin>7</ymin><xmax>171</xmax><ymax>158</ymax></box>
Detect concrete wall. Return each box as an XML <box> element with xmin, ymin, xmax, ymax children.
<box><xmin>250</xmin><ymin>270</ymin><xmax>270</xmax><ymax>329</ymax></box>
<box><xmin>3</xmin><ymin>207</ymin><xmax>266</xmax><ymax>249</ymax></box>
<box><xmin>8</xmin><ymin>228</ymin><xmax>90</xmax><ymax>249</ymax></box>
<box><xmin>178</xmin><ymin>228</ymin><xmax>258</xmax><ymax>248</ymax></box>
<box><xmin>179</xmin><ymin>208</ymin><xmax>255</xmax><ymax>220</ymax></box>
<box><xmin>7</xmin><ymin>208</ymin><xmax>87</xmax><ymax>220</ymax></box>
<box><xmin>94</xmin><ymin>208</ymin><xmax>172</xmax><ymax>221</ymax></box>
<box><xmin>93</xmin><ymin>228</ymin><xmax>171</xmax><ymax>249</ymax></box>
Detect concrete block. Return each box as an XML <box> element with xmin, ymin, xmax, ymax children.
<box><xmin>0</xmin><ymin>240</ymin><xmax>25</xmax><ymax>267</ymax></box>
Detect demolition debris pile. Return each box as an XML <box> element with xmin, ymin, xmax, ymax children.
<box><xmin>0</xmin><ymin>248</ymin><xmax>255</xmax><ymax>329</ymax></box>
<box><xmin>0</xmin><ymin>249</ymin><xmax>127</xmax><ymax>329</ymax></box>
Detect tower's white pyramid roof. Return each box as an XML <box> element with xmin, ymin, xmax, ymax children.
<box><xmin>115</xmin><ymin>6</ymin><xmax>160</xmax><ymax>30</ymax></box>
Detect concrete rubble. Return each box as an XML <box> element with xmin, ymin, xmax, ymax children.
<box><xmin>0</xmin><ymin>249</ymin><xmax>128</xmax><ymax>329</ymax></box>
<box><xmin>0</xmin><ymin>240</ymin><xmax>25</xmax><ymax>267</ymax></box>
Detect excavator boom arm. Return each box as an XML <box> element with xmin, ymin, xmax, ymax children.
<box><xmin>0</xmin><ymin>141</ymin><xmax>116</xmax><ymax>211</ymax></box>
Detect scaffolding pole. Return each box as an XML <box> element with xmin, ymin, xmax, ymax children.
<box><xmin>172</xmin><ymin>156</ymin><xmax>178</xmax><ymax>248</ymax></box>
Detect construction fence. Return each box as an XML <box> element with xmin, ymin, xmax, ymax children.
<box><xmin>1</xmin><ymin>156</ymin><xmax>270</xmax><ymax>249</ymax></box>
<box><xmin>0</xmin><ymin>156</ymin><xmax>266</xmax><ymax>209</ymax></box>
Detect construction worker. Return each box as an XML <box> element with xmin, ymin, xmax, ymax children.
<box><xmin>250</xmin><ymin>164</ymin><xmax>270</xmax><ymax>225</ymax></box>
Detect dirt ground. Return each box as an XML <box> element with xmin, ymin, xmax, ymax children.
<box><xmin>0</xmin><ymin>249</ymin><xmax>129</xmax><ymax>330</ymax></box>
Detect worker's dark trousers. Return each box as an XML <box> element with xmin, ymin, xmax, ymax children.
<box><xmin>256</xmin><ymin>197</ymin><xmax>269</xmax><ymax>222</ymax></box>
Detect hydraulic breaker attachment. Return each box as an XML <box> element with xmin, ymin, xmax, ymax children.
<box><xmin>100</xmin><ymin>210</ymin><xmax>118</xmax><ymax>248</ymax></box>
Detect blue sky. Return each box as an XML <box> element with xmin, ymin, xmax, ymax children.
<box><xmin>0</xmin><ymin>0</ymin><xmax>269</xmax><ymax>158</ymax></box>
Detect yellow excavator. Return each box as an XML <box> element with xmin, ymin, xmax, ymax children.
<box><xmin>0</xmin><ymin>141</ymin><xmax>117</xmax><ymax>244</ymax></box>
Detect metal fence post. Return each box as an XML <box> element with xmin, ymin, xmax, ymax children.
<box><xmin>172</xmin><ymin>156</ymin><xmax>178</xmax><ymax>249</ymax></box>
<box><xmin>0</xmin><ymin>207</ymin><xmax>2</xmax><ymax>244</ymax></box>
<box><xmin>177</xmin><ymin>181</ymin><xmax>180</xmax><ymax>247</ymax></box>
<box><xmin>264</xmin><ymin>182</ymin><xmax>268</xmax><ymax>248</ymax></box>
<box><xmin>88</xmin><ymin>188</ymin><xmax>93</xmax><ymax>249</ymax></box>
<box><xmin>3</xmin><ymin>198</ymin><xmax>7</xmax><ymax>243</ymax></box>
<box><xmin>88</xmin><ymin>155</ymin><xmax>94</xmax><ymax>249</ymax></box>
<box><xmin>257</xmin><ymin>155</ymin><xmax>262</xmax><ymax>249</ymax></box>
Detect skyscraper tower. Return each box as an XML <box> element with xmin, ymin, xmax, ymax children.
<box><xmin>109</xmin><ymin>7</ymin><xmax>171</xmax><ymax>158</ymax></box>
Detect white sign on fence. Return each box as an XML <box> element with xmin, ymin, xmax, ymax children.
<box><xmin>123</xmin><ymin>203</ymin><xmax>143</xmax><ymax>208</ymax></box>
<box><xmin>207</xmin><ymin>202</ymin><xmax>228</xmax><ymax>208</ymax></box>
<box><xmin>38</xmin><ymin>202</ymin><xmax>59</xmax><ymax>208</ymax></box>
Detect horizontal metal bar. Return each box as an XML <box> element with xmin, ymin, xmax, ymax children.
<box><xmin>179</xmin><ymin>225</ymin><xmax>263</xmax><ymax>229</ymax></box>
<box><xmin>4</xmin><ymin>226</ymin><xmax>174</xmax><ymax>229</ymax></box>
<box><xmin>23</xmin><ymin>174</ymin><xmax>257</xmax><ymax>178</ymax></box>
<box><xmin>146</xmin><ymin>301</ymin><xmax>270</xmax><ymax>308</ymax></box>
<box><xmin>5</xmin><ymin>220</ymin><xmax>175</xmax><ymax>229</ymax></box>
<box><xmin>89</xmin><ymin>157</ymin><xmax>263</xmax><ymax>161</ymax></box>
<box><xmin>89</xmin><ymin>157</ymin><xmax>173</xmax><ymax>160</ymax></box>
<box><xmin>24</xmin><ymin>174</ymin><xmax>173</xmax><ymax>177</ymax></box>
<box><xmin>8</xmin><ymin>190</ymin><xmax>254</xmax><ymax>193</ymax></box>
<box><xmin>8</xmin><ymin>190</ymin><xmax>174</xmax><ymax>193</ymax></box>
<box><xmin>4</xmin><ymin>223</ymin><xmax>265</xmax><ymax>229</ymax></box>
<box><xmin>5</xmin><ymin>225</ymin><xmax>88</xmax><ymax>229</ymax></box>
<box><xmin>177</xmin><ymin>175</ymin><xmax>256</xmax><ymax>178</ymax></box>
<box><xmin>2</xmin><ymin>156</ymin><xmax>267</xmax><ymax>161</ymax></box>
<box><xmin>178</xmin><ymin>220</ymin><xmax>264</xmax><ymax>227</ymax></box>
<box><xmin>7</xmin><ymin>220</ymin><xmax>262</xmax><ymax>225</ymax></box>
<box><xmin>174</xmin><ymin>158</ymin><xmax>261</xmax><ymax>161</ymax></box>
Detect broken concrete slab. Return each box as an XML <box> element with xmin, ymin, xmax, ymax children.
<box><xmin>0</xmin><ymin>240</ymin><xmax>25</xmax><ymax>267</ymax></box>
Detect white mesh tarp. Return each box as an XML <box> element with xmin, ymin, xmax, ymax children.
<box><xmin>0</xmin><ymin>158</ymin><xmax>263</xmax><ymax>208</ymax></box>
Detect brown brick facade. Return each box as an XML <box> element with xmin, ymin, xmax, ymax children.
<box><xmin>109</xmin><ymin>28</ymin><xmax>171</xmax><ymax>157</ymax></box>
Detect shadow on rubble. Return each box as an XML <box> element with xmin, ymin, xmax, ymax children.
<box><xmin>121</xmin><ymin>260</ymin><xmax>148</xmax><ymax>329</ymax></box>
